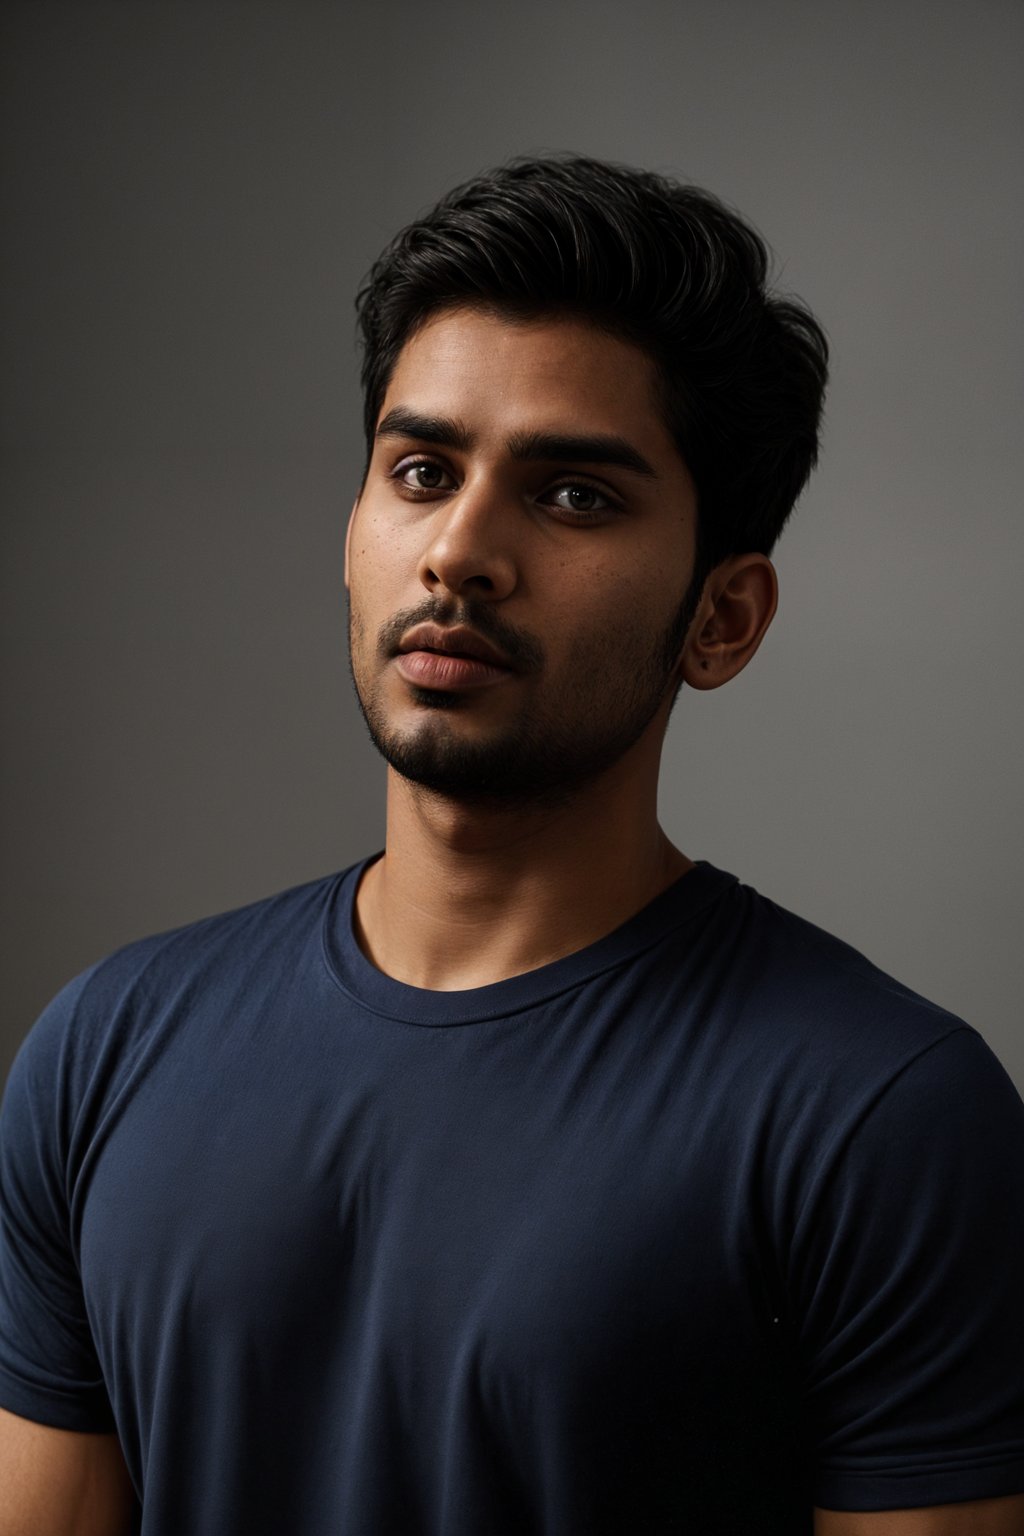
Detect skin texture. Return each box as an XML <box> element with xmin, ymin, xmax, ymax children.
<box><xmin>0</xmin><ymin>1405</ymin><xmax>135</xmax><ymax>1536</ymax></box>
<box><xmin>814</xmin><ymin>1497</ymin><xmax>1024</xmax><ymax>1534</ymax></box>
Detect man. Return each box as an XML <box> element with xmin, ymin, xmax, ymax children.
<box><xmin>1</xmin><ymin>154</ymin><xmax>1022</xmax><ymax>1536</ymax></box>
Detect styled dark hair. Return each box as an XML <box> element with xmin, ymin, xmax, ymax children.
<box><xmin>354</xmin><ymin>152</ymin><xmax>828</xmax><ymax>582</ymax></box>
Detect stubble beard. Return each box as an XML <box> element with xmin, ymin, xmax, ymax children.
<box><xmin>346</xmin><ymin>576</ymin><xmax>702</xmax><ymax>813</ymax></box>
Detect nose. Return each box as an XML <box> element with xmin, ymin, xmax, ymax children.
<box><xmin>417</xmin><ymin>480</ymin><xmax>519</xmax><ymax>602</ymax></box>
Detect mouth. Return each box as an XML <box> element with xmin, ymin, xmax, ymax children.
<box><xmin>394</xmin><ymin>649</ymin><xmax>514</xmax><ymax>691</ymax></box>
<box><xmin>392</xmin><ymin>618</ymin><xmax>526</xmax><ymax>693</ymax></box>
<box><xmin>396</xmin><ymin>622</ymin><xmax>517</xmax><ymax>673</ymax></box>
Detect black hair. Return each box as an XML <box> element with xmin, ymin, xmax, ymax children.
<box><xmin>354</xmin><ymin>152</ymin><xmax>828</xmax><ymax>584</ymax></box>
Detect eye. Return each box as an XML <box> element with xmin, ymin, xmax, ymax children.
<box><xmin>545</xmin><ymin>482</ymin><xmax>616</xmax><ymax>519</ymax></box>
<box><xmin>392</xmin><ymin>458</ymin><xmax>453</xmax><ymax>493</ymax></box>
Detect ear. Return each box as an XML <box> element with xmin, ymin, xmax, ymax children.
<box><xmin>680</xmin><ymin>554</ymin><xmax>778</xmax><ymax>691</ymax></box>
<box><xmin>343</xmin><ymin>495</ymin><xmax>360</xmax><ymax>591</ymax></box>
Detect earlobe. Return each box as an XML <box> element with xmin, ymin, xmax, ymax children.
<box><xmin>680</xmin><ymin>554</ymin><xmax>778</xmax><ymax>691</ymax></box>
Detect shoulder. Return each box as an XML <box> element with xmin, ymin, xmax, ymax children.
<box><xmin>707</xmin><ymin>872</ymin><xmax>983</xmax><ymax>1082</ymax></box>
<box><xmin>2</xmin><ymin>864</ymin><xmax>357</xmax><ymax>1121</ymax></box>
<box><xmin>684</xmin><ymin>872</ymin><xmax>1023</xmax><ymax>1206</ymax></box>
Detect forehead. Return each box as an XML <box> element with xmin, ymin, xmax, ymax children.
<box><xmin>380</xmin><ymin>305</ymin><xmax>679</xmax><ymax>465</ymax></box>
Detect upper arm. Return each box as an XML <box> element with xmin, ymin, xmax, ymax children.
<box><xmin>814</xmin><ymin>1494</ymin><xmax>1024</xmax><ymax>1535</ymax></box>
<box><xmin>794</xmin><ymin>1029</ymin><xmax>1024</xmax><ymax>1512</ymax></box>
<box><xmin>0</xmin><ymin>1405</ymin><xmax>135</xmax><ymax>1536</ymax></box>
<box><xmin>1</xmin><ymin>997</ymin><xmax>135</xmax><ymax>1532</ymax></box>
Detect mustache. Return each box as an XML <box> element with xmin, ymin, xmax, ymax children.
<box><xmin>379</xmin><ymin>600</ymin><xmax>544</xmax><ymax>673</ymax></box>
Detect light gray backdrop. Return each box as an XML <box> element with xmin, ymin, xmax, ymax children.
<box><xmin>2</xmin><ymin>0</ymin><xmax>1022</xmax><ymax>1093</ymax></box>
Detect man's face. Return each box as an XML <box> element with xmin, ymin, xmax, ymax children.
<box><xmin>345</xmin><ymin>305</ymin><xmax>702</xmax><ymax>810</ymax></box>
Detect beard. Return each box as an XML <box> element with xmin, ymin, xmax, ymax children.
<box><xmin>346</xmin><ymin>572</ymin><xmax>703</xmax><ymax>813</ymax></box>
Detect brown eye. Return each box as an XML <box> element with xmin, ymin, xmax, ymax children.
<box><xmin>552</xmin><ymin>484</ymin><xmax>606</xmax><ymax>513</ymax></box>
<box><xmin>544</xmin><ymin>480</ymin><xmax>618</xmax><ymax>522</ymax></box>
<box><xmin>394</xmin><ymin>459</ymin><xmax>451</xmax><ymax>491</ymax></box>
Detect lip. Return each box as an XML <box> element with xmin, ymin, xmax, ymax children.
<box><xmin>397</xmin><ymin>623</ymin><xmax>515</xmax><ymax>671</ymax></box>
<box><xmin>395</xmin><ymin>650</ymin><xmax>514</xmax><ymax>690</ymax></box>
<box><xmin>396</xmin><ymin>623</ymin><xmax>521</xmax><ymax>697</ymax></box>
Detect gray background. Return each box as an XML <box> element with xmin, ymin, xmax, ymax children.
<box><xmin>2</xmin><ymin>0</ymin><xmax>1022</xmax><ymax>1094</ymax></box>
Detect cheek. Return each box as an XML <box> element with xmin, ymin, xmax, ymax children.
<box><xmin>348</xmin><ymin>513</ymin><xmax>399</xmax><ymax>602</ymax></box>
<box><xmin>582</xmin><ymin>557</ymin><xmax>657</xmax><ymax>624</ymax></box>
<box><xmin>346</xmin><ymin>554</ymin><xmax>382</xmax><ymax>656</ymax></box>
<box><xmin>576</xmin><ymin>563</ymin><xmax>680</xmax><ymax>664</ymax></box>
<box><xmin>347</xmin><ymin>513</ymin><xmax>425</xmax><ymax>665</ymax></box>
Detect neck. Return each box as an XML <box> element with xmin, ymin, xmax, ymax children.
<box><xmin>353</xmin><ymin>745</ymin><xmax>693</xmax><ymax>991</ymax></box>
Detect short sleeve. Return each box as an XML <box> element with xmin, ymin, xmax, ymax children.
<box><xmin>0</xmin><ymin>981</ymin><xmax>116</xmax><ymax>1431</ymax></box>
<box><xmin>790</xmin><ymin>1026</ymin><xmax>1024</xmax><ymax>1510</ymax></box>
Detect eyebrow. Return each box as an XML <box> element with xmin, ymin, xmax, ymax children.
<box><xmin>374</xmin><ymin>407</ymin><xmax>660</xmax><ymax>481</ymax></box>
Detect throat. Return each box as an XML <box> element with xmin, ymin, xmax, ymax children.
<box><xmin>352</xmin><ymin>836</ymin><xmax>692</xmax><ymax>992</ymax></box>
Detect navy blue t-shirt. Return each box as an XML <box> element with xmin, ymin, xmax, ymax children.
<box><xmin>2</xmin><ymin>855</ymin><xmax>1023</xmax><ymax>1534</ymax></box>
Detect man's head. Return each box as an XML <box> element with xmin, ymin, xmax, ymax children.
<box><xmin>345</xmin><ymin>154</ymin><xmax>828</xmax><ymax>810</ymax></box>
<box><xmin>354</xmin><ymin>153</ymin><xmax>828</xmax><ymax>588</ymax></box>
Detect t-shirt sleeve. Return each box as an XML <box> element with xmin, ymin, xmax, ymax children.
<box><xmin>0</xmin><ymin>979</ymin><xmax>117</xmax><ymax>1431</ymax></box>
<box><xmin>790</xmin><ymin>1025</ymin><xmax>1024</xmax><ymax>1510</ymax></box>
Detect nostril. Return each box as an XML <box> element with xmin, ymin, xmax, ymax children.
<box><xmin>427</xmin><ymin>577</ymin><xmax>495</xmax><ymax>595</ymax></box>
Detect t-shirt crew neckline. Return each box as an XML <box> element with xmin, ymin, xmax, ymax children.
<box><xmin>322</xmin><ymin>851</ymin><xmax>738</xmax><ymax>1026</ymax></box>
